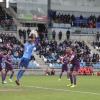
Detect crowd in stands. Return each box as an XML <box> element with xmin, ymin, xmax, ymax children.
<box><xmin>35</xmin><ymin>37</ymin><xmax>100</xmax><ymax>68</ymax></box>
<box><xmin>0</xmin><ymin>5</ymin><xmax>15</xmax><ymax>30</ymax></box>
<box><xmin>92</xmin><ymin>41</ymin><xmax>100</xmax><ymax>49</ymax></box>
<box><xmin>49</xmin><ymin>10</ymin><xmax>100</xmax><ymax>28</ymax></box>
<box><xmin>0</xmin><ymin>33</ymin><xmax>24</xmax><ymax>58</ymax></box>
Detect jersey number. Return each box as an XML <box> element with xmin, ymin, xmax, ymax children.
<box><xmin>26</xmin><ymin>47</ymin><xmax>29</xmax><ymax>52</ymax></box>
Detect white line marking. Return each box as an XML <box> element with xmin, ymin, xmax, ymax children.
<box><xmin>6</xmin><ymin>84</ymin><xmax>100</xmax><ymax>96</ymax></box>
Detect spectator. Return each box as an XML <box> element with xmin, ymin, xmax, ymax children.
<box><xmin>23</xmin><ymin>29</ymin><xmax>26</xmax><ymax>42</ymax></box>
<box><xmin>45</xmin><ymin>68</ymin><xmax>50</xmax><ymax>75</ymax></box>
<box><xmin>92</xmin><ymin>53</ymin><xmax>96</xmax><ymax>63</ymax></box>
<box><xmin>18</xmin><ymin>28</ymin><xmax>23</xmax><ymax>39</ymax></box>
<box><xmin>80</xmin><ymin>14</ymin><xmax>83</xmax><ymax>20</ymax></box>
<box><xmin>27</xmin><ymin>27</ymin><xmax>31</xmax><ymax>37</ymax></box>
<box><xmin>71</xmin><ymin>14</ymin><xmax>75</xmax><ymax>21</ymax></box>
<box><xmin>0</xmin><ymin>36</ymin><xmax>2</xmax><ymax>43</ymax></box>
<box><xmin>14</xmin><ymin>51</ymin><xmax>19</xmax><ymax>58</ymax></box>
<box><xmin>58</xmin><ymin>31</ymin><xmax>62</xmax><ymax>41</ymax></box>
<box><xmin>66</xmin><ymin>29</ymin><xmax>70</xmax><ymax>40</ymax></box>
<box><xmin>51</xmin><ymin>68</ymin><xmax>55</xmax><ymax>75</ymax></box>
<box><xmin>52</xmin><ymin>30</ymin><xmax>56</xmax><ymax>40</ymax></box>
<box><xmin>98</xmin><ymin>15</ymin><xmax>100</xmax><ymax>22</ymax></box>
<box><xmin>49</xmin><ymin>20</ymin><xmax>53</xmax><ymax>28</ymax></box>
<box><xmin>96</xmin><ymin>32</ymin><xmax>100</xmax><ymax>41</ymax></box>
<box><xmin>44</xmin><ymin>29</ymin><xmax>48</xmax><ymax>38</ymax></box>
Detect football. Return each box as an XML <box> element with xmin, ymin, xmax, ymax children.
<box><xmin>29</xmin><ymin>30</ymin><xmax>38</xmax><ymax>37</ymax></box>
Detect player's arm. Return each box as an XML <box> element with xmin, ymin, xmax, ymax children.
<box><xmin>69</xmin><ymin>55</ymin><xmax>75</xmax><ymax>62</ymax></box>
<box><xmin>5</xmin><ymin>56</ymin><xmax>11</xmax><ymax>65</ymax></box>
<box><xmin>32</xmin><ymin>37</ymin><xmax>38</xmax><ymax>48</ymax></box>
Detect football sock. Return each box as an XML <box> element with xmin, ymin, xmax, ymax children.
<box><xmin>17</xmin><ymin>70</ymin><xmax>22</xmax><ymax>80</ymax></box>
<box><xmin>2</xmin><ymin>73</ymin><xmax>5</xmax><ymax>82</ymax></box>
<box><xmin>69</xmin><ymin>75</ymin><xmax>73</xmax><ymax>84</ymax></box>
<box><xmin>17</xmin><ymin>70</ymin><xmax>25</xmax><ymax>80</ymax></box>
<box><xmin>10</xmin><ymin>72</ymin><xmax>14</xmax><ymax>79</ymax></box>
<box><xmin>73</xmin><ymin>75</ymin><xmax>76</xmax><ymax>85</ymax></box>
<box><xmin>60</xmin><ymin>72</ymin><xmax>63</xmax><ymax>78</ymax></box>
<box><xmin>67</xmin><ymin>72</ymin><xmax>69</xmax><ymax>79</ymax></box>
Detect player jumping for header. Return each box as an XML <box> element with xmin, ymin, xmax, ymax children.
<box><xmin>15</xmin><ymin>31</ymin><xmax>38</xmax><ymax>85</ymax></box>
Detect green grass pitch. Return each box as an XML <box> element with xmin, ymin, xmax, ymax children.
<box><xmin>0</xmin><ymin>75</ymin><xmax>100</xmax><ymax>100</ymax></box>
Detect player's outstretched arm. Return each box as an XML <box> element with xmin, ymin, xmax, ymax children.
<box><xmin>29</xmin><ymin>30</ymin><xmax>38</xmax><ymax>47</ymax></box>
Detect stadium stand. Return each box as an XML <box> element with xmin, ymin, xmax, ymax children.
<box><xmin>49</xmin><ymin>10</ymin><xmax>100</xmax><ymax>28</ymax></box>
<box><xmin>0</xmin><ymin>0</ymin><xmax>100</xmax><ymax>75</ymax></box>
<box><xmin>0</xmin><ymin>5</ymin><xmax>16</xmax><ymax>31</ymax></box>
<box><xmin>35</xmin><ymin>38</ymin><xmax>100</xmax><ymax>71</ymax></box>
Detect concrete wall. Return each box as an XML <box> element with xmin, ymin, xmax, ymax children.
<box><xmin>51</xmin><ymin>4</ymin><xmax>100</xmax><ymax>13</ymax></box>
<box><xmin>9</xmin><ymin>7</ymin><xmax>18</xmax><ymax>19</ymax></box>
<box><xmin>48</xmin><ymin>28</ymin><xmax>96</xmax><ymax>42</ymax></box>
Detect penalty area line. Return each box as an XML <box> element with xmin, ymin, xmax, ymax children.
<box><xmin>6</xmin><ymin>84</ymin><xmax>100</xmax><ymax>96</ymax></box>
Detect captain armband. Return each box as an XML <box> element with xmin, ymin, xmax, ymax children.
<box><xmin>71</xmin><ymin>55</ymin><xmax>74</xmax><ymax>59</ymax></box>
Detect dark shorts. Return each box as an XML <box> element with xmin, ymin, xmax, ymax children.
<box><xmin>70</xmin><ymin>66</ymin><xmax>80</xmax><ymax>72</ymax></box>
<box><xmin>20</xmin><ymin>58</ymin><xmax>30</xmax><ymax>69</ymax></box>
<box><xmin>5</xmin><ymin>65</ymin><xmax>13</xmax><ymax>71</ymax></box>
<box><xmin>0</xmin><ymin>65</ymin><xmax>2</xmax><ymax>71</ymax></box>
<box><xmin>62</xmin><ymin>65</ymin><xmax>68</xmax><ymax>72</ymax></box>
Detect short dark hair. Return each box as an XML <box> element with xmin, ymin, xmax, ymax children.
<box><xmin>67</xmin><ymin>45</ymin><xmax>74</xmax><ymax>51</ymax></box>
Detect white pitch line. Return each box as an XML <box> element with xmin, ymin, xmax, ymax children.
<box><xmin>6</xmin><ymin>84</ymin><xmax>100</xmax><ymax>96</ymax></box>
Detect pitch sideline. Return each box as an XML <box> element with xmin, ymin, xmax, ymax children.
<box><xmin>6</xmin><ymin>84</ymin><xmax>100</xmax><ymax>96</ymax></box>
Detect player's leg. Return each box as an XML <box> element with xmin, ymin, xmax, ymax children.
<box><xmin>67</xmin><ymin>70</ymin><xmax>73</xmax><ymax>86</ymax></box>
<box><xmin>66</xmin><ymin>67</ymin><xmax>69</xmax><ymax>80</ymax></box>
<box><xmin>5</xmin><ymin>68</ymin><xmax>9</xmax><ymax>81</ymax></box>
<box><xmin>59</xmin><ymin>66</ymin><xmax>64</xmax><ymax>81</ymax></box>
<box><xmin>70</xmin><ymin>71</ymin><xmax>77</xmax><ymax>88</ymax></box>
<box><xmin>15</xmin><ymin>58</ymin><xmax>29</xmax><ymax>85</ymax></box>
<box><xmin>17</xmin><ymin>67</ymin><xmax>23</xmax><ymax>79</ymax></box>
<box><xmin>67</xmin><ymin>71</ymin><xmax>70</xmax><ymax>80</ymax></box>
<box><xmin>70</xmin><ymin>66</ymin><xmax>79</xmax><ymax>88</ymax></box>
<box><xmin>17</xmin><ymin>67</ymin><xmax>26</xmax><ymax>80</ymax></box>
<box><xmin>1</xmin><ymin>68</ymin><xmax>7</xmax><ymax>84</ymax></box>
<box><xmin>15</xmin><ymin>67</ymin><xmax>26</xmax><ymax>85</ymax></box>
<box><xmin>9</xmin><ymin>68</ymin><xmax>14</xmax><ymax>82</ymax></box>
<box><xmin>59</xmin><ymin>71</ymin><xmax>63</xmax><ymax>81</ymax></box>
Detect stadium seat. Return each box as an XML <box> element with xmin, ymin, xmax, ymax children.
<box><xmin>80</xmin><ymin>63</ymin><xmax>83</xmax><ymax>67</ymax></box>
<box><xmin>53</xmin><ymin>23</ymin><xmax>59</xmax><ymax>28</ymax></box>
<box><xmin>13</xmin><ymin>58</ymin><xmax>17</xmax><ymax>60</ymax></box>
<box><xmin>82</xmin><ymin>62</ymin><xmax>86</xmax><ymax>66</ymax></box>
<box><xmin>59</xmin><ymin>64</ymin><xmax>62</xmax><ymax>67</ymax></box>
<box><xmin>53</xmin><ymin>63</ymin><xmax>56</xmax><ymax>67</ymax></box>
<box><xmin>59</xmin><ymin>23</ymin><xmax>65</xmax><ymax>28</ymax></box>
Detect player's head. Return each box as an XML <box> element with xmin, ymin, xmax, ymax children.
<box><xmin>0</xmin><ymin>49</ymin><xmax>4</xmax><ymax>54</ymax></box>
<box><xmin>7</xmin><ymin>49</ymin><xmax>12</xmax><ymax>55</ymax></box>
<box><xmin>28</xmin><ymin>38</ymin><xmax>34</xmax><ymax>44</ymax></box>
<box><xmin>66</xmin><ymin>45</ymin><xmax>74</xmax><ymax>53</ymax></box>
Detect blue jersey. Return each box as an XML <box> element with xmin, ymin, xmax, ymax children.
<box><xmin>22</xmin><ymin>38</ymin><xmax>38</xmax><ymax>59</ymax></box>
